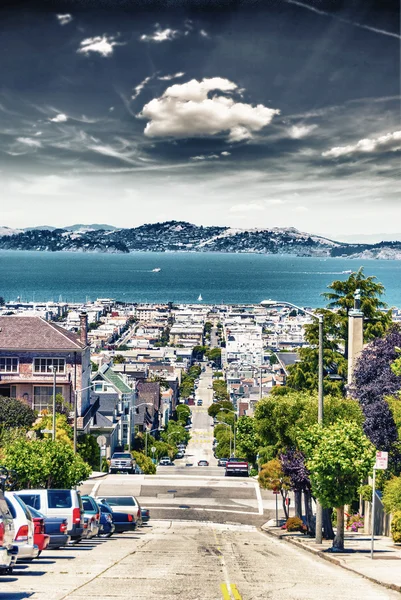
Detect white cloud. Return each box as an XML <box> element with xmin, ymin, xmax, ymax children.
<box><xmin>50</xmin><ymin>113</ymin><xmax>68</xmax><ymax>123</ymax></box>
<box><xmin>190</xmin><ymin>154</ymin><xmax>220</xmax><ymax>161</ymax></box>
<box><xmin>77</xmin><ymin>35</ymin><xmax>121</xmax><ymax>57</ymax></box>
<box><xmin>230</xmin><ymin>203</ymin><xmax>265</xmax><ymax>213</ymax></box>
<box><xmin>289</xmin><ymin>124</ymin><xmax>317</xmax><ymax>138</ymax></box>
<box><xmin>16</xmin><ymin>137</ymin><xmax>42</xmax><ymax>148</ymax></box>
<box><xmin>140</xmin><ymin>26</ymin><xmax>179</xmax><ymax>43</ymax></box>
<box><xmin>158</xmin><ymin>72</ymin><xmax>185</xmax><ymax>81</ymax></box>
<box><xmin>221</xmin><ymin>151</ymin><xmax>231</xmax><ymax>156</ymax></box>
<box><xmin>199</xmin><ymin>29</ymin><xmax>209</xmax><ymax>37</ymax></box>
<box><xmin>56</xmin><ymin>14</ymin><xmax>73</xmax><ymax>26</ymax></box>
<box><xmin>138</xmin><ymin>77</ymin><xmax>280</xmax><ymax>141</ymax></box>
<box><xmin>132</xmin><ymin>76</ymin><xmax>153</xmax><ymax>100</ymax></box>
<box><xmin>323</xmin><ymin>130</ymin><xmax>401</xmax><ymax>158</ymax></box>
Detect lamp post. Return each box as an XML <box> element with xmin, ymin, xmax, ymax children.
<box><xmin>220</xmin><ymin>407</ymin><xmax>237</xmax><ymax>457</ymax></box>
<box><xmin>145</xmin><ymin>427</ymin><xmax>162</xmax><ymax>456</ymax></box>
<box><xmin>261</xmin><ymin>299</ymin><xmax>324</xmax><ymax>544</ymax></box>
<box><xmin>52</xmin><ymin>366</ymin><xmax>57</xmax><ymax>441</ymax></box>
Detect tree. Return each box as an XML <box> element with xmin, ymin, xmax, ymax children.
<box><xmin>236</xmin><ymin>416</ymin><xmax>258</xmax><ymax>464</ymax></box>
<box><xmin>208</xmin><ymin>401</ymin><xmax>234</xmax><ymax>419</ymax></box>
<box><xmin>214</xmin><ymin>429</ymin><xmax>232</xmax><ymax>458</ymax></box>
<box><xmin>161</xmin><ymin>421</ymin><xmax>190</xmax><ymax>446</ymax></box>
<box><xmin>382</xmin><ymin>476</ymin><xmax>401</xmax><ymax>513</ymax></box>
<box><xmin>149</xmin><ymin>375</ymin><xmax>170</xmax><ymax>390</ymax></box>
<box><xmin>175</xmin><ymin>404</ymin><xmax>191</xmax><ymax>424</ymax></box>
<box><xmin>0</xmin><ymin>396</ymin><xmax>36</xmax><ymax>429</ymax></box>
<box><xmin>299</xmin><ymin>420</ymin><xmax>375</xmax><ymax>550</ymax></box>
<box><xmin>77</xmin><ymin>434</ymin><xmax>100</xmax><ymax>469</ymax></box>
<box><xmin>212</xmin><ymin>379</ymin><xmax>229</xmax><ymax>402</ymax></box>
<box><xmin>91</xmin><ymin>360</ymin><xmax>99</xmax><ymax>372</ymax></box>
<box><xmin>192</xmin><ymin>345</ymin><xmax>207</xmax><ymax>360</ymax></box>
<box><xmin>204</xmin><ymin>322</ymin><xmax>213</xmax><ymax>334</ymax></box>
<box><xmin>259</xmin><ymin>459</ymin><xmax>291</xmax><ymax>520</ymax></box>
<box><xmin>3</xmin><ymin>438</ymin><xmax>91</xmax><ymax>489</ymax></box>
<box><xmin>352</xmin><ymin>326</ymin><xmax>401</xmax><ymax>459</ymax></box>
<box><xmin>34</xmin><ymin>413</ymin><xmax>73</xmax><ymax>445</ymax></box>
<box><xmin>131</xmin><ymin>451</ymin><xmax>156</xmax><ymax>474</ymax></box>
<box><xmin>206</xmin><ymin>348</ymin><xmax>222</xmax><ymax>367</ymax></box>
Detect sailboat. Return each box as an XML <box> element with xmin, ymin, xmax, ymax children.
<box><xmin>152</xmin><ymin>268</ymin><xmax>161</xmax><ymax>272</ymax></box>
<box><xmin>198</xmin><ymin>294</ymin><xmax>203</xmax><ymax>301</ymax></box>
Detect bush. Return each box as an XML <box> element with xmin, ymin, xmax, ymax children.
<box><xmin>359</xmin><ymin>484</ymin><xmax>373</xmax><ymax>502</ymax></box>
<box><xmin>347</xmin><ymin>513</ymin><xmax>364</xmax><ymax>532</ymax></box>
<box><xmin>132</xmin><ymin>451</ymin><xmax>156</xmax><ymax>474</ymax></box>
<box><xmin>285</xmin><ymin>517</ymin><xmax>306</xmax><ymax>533</ymax></box>
<box><xmin>391</xmin><ymin>511</ymin><xmax>401</xmax><ymax>543</ymax></box>
<box><xmin>383</xmin><ymin>476</ymin><xmax>401</xmax><ymax>513</ymax></box>
<box><xmin>0</xmin><ymin>396</ymin><xmax>36</xmax><ymax>429</ymax></box>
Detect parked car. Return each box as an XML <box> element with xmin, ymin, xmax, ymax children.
<box><xmin>81</xmin><ymin>496</ymin><xmax>100</xmax><ymax>539</ymax></box>
<box><xmin>141</xmin><ymin>508</ymin><xmax>150</xmax><ymax>524</ymax></box>
<box><xmin>198</xmin><ymin>460</ymin><xmax>209</xmax><ymax>467</ymax></box>
<box><xmin>175</xmin><ymin>451</ymin><xmax>185</xmax><ymax>459</ymax></box>
<box><xmin>5</xmin><ymin>492</ymin><xmax>39</xmax><ymax>561</ymax></box>
<box><xmin>159</xmin><ymin>457</ymin><xmax>174</xmax><ymax>466</ymax></box>
<box><xmin>0</xmin><ymin>492</ymin><xmax>17</xmax><ymax>574</ymax></box>
<box><xmin>225</xmin><ymin>457</ymin><xmax>249</xmax><ymax>477</ymax></box>
<box><xmin>218</xmin><ymin>458</ymin><xmax>229</xmax><ymax>467</ymax></box>
<box><xmin>97</xmin><ymin>502</ymin><xmax>136</xmax><ymax>535</ymax></box>
<box><xmin>97</xmin><ymin>503</ymin><xmax>116</xmax><ymax>538</ymax></box>
<box><xmin>197</xmin><ymin>399</ymin><xmax>203</xmax><ymax>406</ymax></box>
<box><xmin>24</xmin><ymin>507</ymin><xmax>49</xmax><ymax>557</ymax></box>
<box><xmin>26</xmin><ymin>506</ymin><xmax>70</xmax><ymax>550</ymax></box>
<box><xmin>15</xmin><ymin>489</ymin><xmax>84</xmax><ymax>543</ymax></box>
<box><xmin>96</xmin><ymin>496</ymin><xmax>142</xmax><ymax>527</ymax></box>
<box><xmin>109</xmin><ymin>452</ymin><xmax>135</xmax><ymax>475</ymax></box>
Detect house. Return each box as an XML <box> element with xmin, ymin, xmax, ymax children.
<box><xmin>136</xmin><ymin>381</ymin><xmax>161</xmax><ymax>431</ymax></box>
<box><xmin>0</xmin><ymin>314</ymin><xmax>94</xmax><ymax>433</ymax></box>
<box><xmin>90</xmin><ymin>364</ymin><xmax>136</xmax><ymax>454</ymax></box>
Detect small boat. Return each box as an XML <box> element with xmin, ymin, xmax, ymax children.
<box><xmin>198</xmin><ymin>294</ymin><xmax>203</xmax><ymax>301</ymax></box>
<box><xmin>342</xmin><ymin>270</ymin><xmax>352</xmax><ymax>275</ymax></box>
<box><xmin>152</xmin><ymin>268</ymin><xmax>161</xmax><ymax>273</ymax></box>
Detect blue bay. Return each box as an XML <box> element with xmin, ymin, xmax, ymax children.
<box><xmin>1</xmin><ymin>250</ymin><xmax>401</xmax><ymax>308</ymax></box>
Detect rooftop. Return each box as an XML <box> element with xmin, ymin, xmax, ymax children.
<box><xmin>0</xmin><ymin>316</ymin><xmax>86</xmax><ymax>350</ymax></box>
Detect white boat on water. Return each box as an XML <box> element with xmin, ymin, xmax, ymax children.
<box><xmin>198</xmin><ymin>294</ymin><xmax>203</xmax><ymax>301</ymax></box>
<box><xmin>152</xmin><ymin>268</ymin><xmax>161</xmax><ymax>272</ymax></box>
<box><xmin>342</xmin><ymin>270</ymin><xmax>352</xmax><ymax>274</ymax></box>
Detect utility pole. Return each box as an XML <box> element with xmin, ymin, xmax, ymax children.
<box><xmin>315</xmin><ymin>314</ymin><xmax>324</xmax><ymax>544</ymax></box>
<box><xmin>52</xmin><ymin>366</ymin><xmax>57</xmax><ymax>441</ymax></box>
<box><xmin>74</xmin><ymin>390</ymin><xmax>78</xmax><ymax>454</ymax></box>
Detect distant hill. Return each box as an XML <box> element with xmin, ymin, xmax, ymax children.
<box><xmin>1</xmin><ymin>220</ymin><xmax>401</xmax><ymax>259</ymax></box>
<box><xmin>24</xmin><ymin>224</ymin><xmax>117</xmax><ymax>232</ymax></box>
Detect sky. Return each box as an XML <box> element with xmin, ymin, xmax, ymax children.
<box><xmin>0</xmin><ymin>0</ymin><xmax>400</xmax><ymax>241</ymax></box>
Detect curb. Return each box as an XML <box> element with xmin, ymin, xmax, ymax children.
<box><xmin>88</xmin><ymin>472</ymin><xmax>108</xmax><ymax>480</ymax></box>
<box><xmin>260</xmin><ymin>526</ymin><xmax>401</xmax><ymax>594</ymax></box>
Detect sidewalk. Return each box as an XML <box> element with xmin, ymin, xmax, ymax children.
<box><xmin>261</xmin><ymin>522</ymin><xmax>401</xmax><ymax>593</ymax></box>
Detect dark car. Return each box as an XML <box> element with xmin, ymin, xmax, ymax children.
<box><xmin>97</xmin><ymin>504</ymin><xmax>115</xmax><ymax>538</ymax></box>
<box><xmin>27</xmin><ymin>506</ymin><xmax>70</xmax><ymax>550</ymax></box>
<box><xmin>98</xmin><ymin>503</ymin><xmax>136</xmax><ymax>534</ymax></box>
<box><xmin>198</xmin><ymin>460</ymin><xmax>209</xmax><ymax>467</ymax></box>
<box><xmin>141</xmin><ymin>508</ymin><xmax>150</xmax><ymax>524</ymax></box>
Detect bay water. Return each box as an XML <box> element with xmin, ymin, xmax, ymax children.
<box><xmin>1</xmin><ymin>250</ymin><xmax>401</xmax><ymax>308</ymax></box>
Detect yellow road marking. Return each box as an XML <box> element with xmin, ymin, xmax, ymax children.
<box><xmin>230</xmin><ymin>584</ymin><xmax>242</xmax><ymax>600</ymax></box>
<box><xmin>220</xmin><ymin>583</ymin><xmax>231</xmax><ymax>600</ymax></box>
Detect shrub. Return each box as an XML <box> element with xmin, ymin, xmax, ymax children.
<box><xmin>0</xmin><ymin>396</ymin><xmax>36</xmax><ymax>429</ymax></box>
<box><xmin>132</xmin><ymin>451</ymin><xmax>156</xmax><ymax>475</ymax></box>
<box><xmin>383</xmin><ymin>476</ymin><xmax>401</xmax><ymax>513</ymax></box>
<box><xmin>359</xmin><ymin>484</ymin><xmax>373</xmax><ymax>502</ymax></box>
<box><xmin>347</xmin><ymin>513</ymin><xmax>364</xmax><ymax>532</ymax></box>
<box><xmin>391</xmin><ymin>511</ymin><xmax>401</xmax><ymax>543</ymax></box>
<box><xmin>285</xmin><ymin>517</ymin><xmax>306</xmax><ymax>532</ymax></box>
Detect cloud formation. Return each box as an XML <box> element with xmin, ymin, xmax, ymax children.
<box><xmin>16</xmin><ymin>137</ymin><xmax>42</xmax><ymax>148</ymax></box>
<box><xmin>190</xmin><ymin>154</ymin><xmax>220</xmax><ymax>160</ymax></box>
<box><xmin>56</xmin><ymin>14</ymin><xmax>73</xmax><ymax>26</ymax></box>
<box><xmin>158</xmin><ymin>73</ymin><xmax>185</xmax><ymax>81</ymax></box>
<box><xmin>77</xmin><ymin>35</ymin><xmax>121</xmax><ymax>57</ymax></box>
<box><xmin>132</xmin><ymin>76</ymin><xmax>153</xmax><ymax>100</ymax></box>
<box><xmin>323</xmin><ymin>130</ymin><xmax>401</xmax><ymax>158</ymax></box>
<box><xmin>50</xmin><ymin>113</ymin><xmax>68</xmax><ymax>123</ymax></box>
<box><xmin>138</xmin><ymin>77</ymin><xmax>280</xmax><ymax>141</ymax></box>
<box><xmin>140</xmin><ymin>26</ymin><xmax>179</xmax><ymax>43</ymax></box>
<box><xmin>289</xmin><ymin>124</ymin><xmax>317</xmax><ymax>138</ymax></box>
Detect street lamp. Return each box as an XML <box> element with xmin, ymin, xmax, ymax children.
<box><xmin>219</xmin><ymin>407</ymin><xmax>237</xmax><ymax>457</ymax></box>
<box><xmin>144</xmin><ymin>427</ymin><xmax>163</xmax><ymax>456</ymax></box>
<box><xmin>261</xmin><ymin>299</ymin><xmax>324</xmax><ymax>544</ymax></box>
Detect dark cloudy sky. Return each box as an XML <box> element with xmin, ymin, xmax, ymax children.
<box><xmin>0</xmin><ymin>0</ymin><xmax>399</xmax><ymax>241</ymax></box>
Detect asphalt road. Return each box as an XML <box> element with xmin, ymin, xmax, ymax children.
<box><xmin>3</xmin><ymin>370</ymin><xmax>400</xmax><ymax>598</ymax></box>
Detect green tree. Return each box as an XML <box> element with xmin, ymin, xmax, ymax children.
<box><xmin>236</xmin><ymin>416</ymin><xmax>258</xmax><ymax>464</ymax></box>
<box><xmin>3</xmin><ymin>438</ymin><xmax>91</xmax><ymax>489</ymax></box>
<box><xmin>34</xmin><ymin>413</ymin><xmax>73</xmax><ymax>445</ymax></box>
<box><xmin>206</xmin><ymin>348</ymin><xmax>222</xmax><ymax>367</ymax></box>
<box><xmin>212</xmin><ymin>379</ymin><xmax>229</xmax><ymax>402</ymax></box>
<box><xmin>208</xmin><ymin>401</ymin><xmax>234</xmax><ymax>419</ymax></box>
<box><xmin>259</xmin><ymin>458</ymin><xmax>291</xmax><ymax>519</ymax></box>
<box><xmin>161</xmin><ymin>421</ymin><xmax>190</xmax><ymax>446</ymax></box>
<box><xmin>214</xmin><ymin>429</ymin><xmax>232</xmax><ymax>458</ymax></box>
<box><xmin>91</xmin><ymin>361</ymin><xmax>99</xmax><ymax>372</ymax></box>
<box><xmin>299</xmin><ymin>420</ymin><xmax>375</xmax><ymax>550</ymax></box>
<box><xmin>204</xmin><ymin>322</ymin><xmax>213</xmax><ymax>334</ymax></box>
<box><xmin>113</xmin><ymin>354</ymin><xmax>126</xmax><ymax>364</ymax></box>
<box><xmin>175</xmin><ymin>404</ymin><xmax>191</xmax><ymax>424</ymax></box>
<box><xmin>382</xmin><ymin>476</ymin><xmax>401</xmax><ymax>513</ymax></box>
<box><xmin>0</xmin><ymin>396</ymin><xmax>36</xmax><ymax>429</ymax></box>
<box><xmin>77</xmin><ymin>434</ymin><xmax>100</xmax><ymax>469</ymax></box>
<box><xmin>192</xmin><ymin>345</ymin><xmax>208</xmax><ymax>360</ymax></box>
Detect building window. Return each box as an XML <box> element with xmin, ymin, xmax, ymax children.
<box><xmin>0</xmin><ymin>357</ymin><xmax>19</xmax><ymax>373</ymax></box>
<box><xmin>33</xmin><ymin>386</ymin><xmax>62</xmax><ymax>413</ymax></box>
<box><xmin>33</xmin><ymin>358</ymin><xmax>65</xmax><ymax>374</ymax></box>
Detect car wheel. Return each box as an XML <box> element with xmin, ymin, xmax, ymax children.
<box><xmin>98</xmin><ymin>532</ymin><xmax>113</xmax><ymax>538</ymax></box>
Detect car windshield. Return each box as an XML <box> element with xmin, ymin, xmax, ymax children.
<box><xmin>112</xmin><ymin>453</ymin><xmax>132</xmax><ymax>459</ymax></box>
<box><xmin>228</xmin><ymin>458</ymin><xmax>246</xmax><ymax>462</ymax></box>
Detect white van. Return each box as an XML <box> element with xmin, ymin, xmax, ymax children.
<box><xmin>15</xmin><ymin>489</ymin><xmax>84</xmax><ymax>543</ymax></box>
<box><xmin>4</xmin><ymin>493</ymin><xmax>38</xmax><ymax>561</ymax></box>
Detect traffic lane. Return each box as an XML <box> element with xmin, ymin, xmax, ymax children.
<box><xmin>53</xmin><ymin>521</ymin><xmax>401</xmax><ymax>600</ymax></box>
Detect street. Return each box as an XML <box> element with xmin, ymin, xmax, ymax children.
<box><xmin>2</xmin><ymin>368</ymin><xmax>399</xmax><ymax>599</ymax></box>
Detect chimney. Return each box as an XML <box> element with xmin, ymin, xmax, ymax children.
<box><xmin>79</xmin><ymin>312</ymin><xmax>88</xmax><ymax>346</ymax></box>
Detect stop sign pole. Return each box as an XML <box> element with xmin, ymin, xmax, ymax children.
<box><xmin>371</xmin><ymin>451</ymin><xmax>388</xmax><ymax>559</ymax></box>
